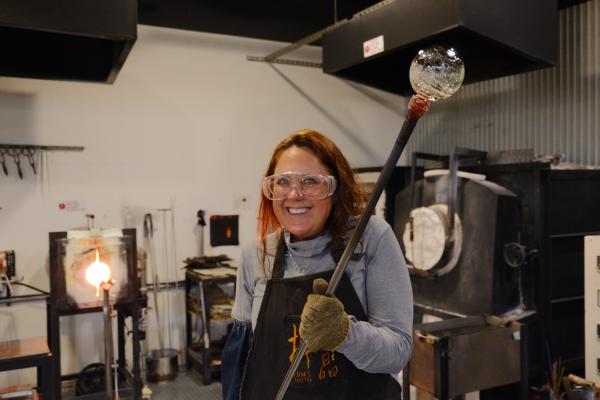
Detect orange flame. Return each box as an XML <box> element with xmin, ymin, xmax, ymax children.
<box><xmin>85</xmin><ymin>248</ymin><xmax>111</xmax><ymax>298</ymax></box>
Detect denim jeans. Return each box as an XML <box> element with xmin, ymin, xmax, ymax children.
<box><xmin>221</xmin><ymin>319</ymin><xmax>252</xmax><ymax>400</ymax></box>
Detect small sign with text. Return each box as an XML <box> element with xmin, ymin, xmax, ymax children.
<box><xmin>58</xmin><ymin>200</ymin><xmax>86</xmax><ymax>212</ymax></box>
<box><xmin>363</xmin><ymin>35</ymin><xmax>384</xmax><ymax>58</ymax></box>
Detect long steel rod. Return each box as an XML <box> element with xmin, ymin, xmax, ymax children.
<box><xmin>264</xmin><ymin>19</ymin><xmax>348</xmax><ymax>62</ymax></box>
<box><xmin>274</xmin><ymin>95</ymin><xmax>430</xmax><ymax>400</ymax></box>
<box><xmin>103</xmin><ymin>286</ymin><xmax>114</xmax><ymax>400</ymax></box>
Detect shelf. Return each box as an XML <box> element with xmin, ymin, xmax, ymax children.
<box><xmin>185</xmin><ymin>270</ymin><xmax>235</xmax><ymax>385</ymax></box>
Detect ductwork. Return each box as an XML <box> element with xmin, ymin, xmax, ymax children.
<box><xmin>0</xmin><ymin>0</ymin><xmax>137</xmax><ymax>83</ymax></box>
<box><xmin>322</xmin><ymin>0</ymin><xmax>558</xmax><ymax>96</ymax></box>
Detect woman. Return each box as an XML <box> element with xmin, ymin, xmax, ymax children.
<box><xmin>222</xmin><ymin>129</ymin><xmax>413</xmax><ymax>400</ymax></box>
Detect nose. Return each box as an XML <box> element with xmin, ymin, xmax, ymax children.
<box><xmin>287</xmin><ymin>184</ymin><xmax>304</xmax><ymax>200</ymax></box>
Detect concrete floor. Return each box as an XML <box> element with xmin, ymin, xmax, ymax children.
<box><xmin>146</xmin><ymin>371</ymin><xmax>222</xmax><ymax>400</ymax></box>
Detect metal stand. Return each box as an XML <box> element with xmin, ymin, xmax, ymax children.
<box><xmin>48</xmin><ymin>228</ymin><xmax>144</xmax><ymax>399</ymax></box>
<box><xmin>102</xmin><ymin>285</ymin><xmax>114</xmax><ymax>400</ymax></box>
<box><xmin>47</xmin><ymin>297</ymin><xmax>144</xmax><ymax>399</ymax></box>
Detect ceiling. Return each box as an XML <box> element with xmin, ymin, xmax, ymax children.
<box><xmin>138</xmin><ymin>0</ymin><xmax>590</xmax><ymax>45</ymax></box>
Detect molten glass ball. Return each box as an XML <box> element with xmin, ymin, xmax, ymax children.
<box><xmin>409</xmin><ymin>46</ymin><xmax>465</xmax><ymax>101</ymax></box>
<box><xmin>85</xmin><ymin>249</ymin><xmax>111</xmax><ymax>294</ymax></box>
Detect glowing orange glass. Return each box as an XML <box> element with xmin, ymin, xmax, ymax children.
<box><xmin>85</xmin><ymin>248</ymin><xmax>111</xmax><ymax>298</ymax></box>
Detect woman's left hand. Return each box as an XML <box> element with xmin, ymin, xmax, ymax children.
<box><xmin>299</xmin><ymin>278</ymin><xmax>350</xmax><ymax>352</ymax></box>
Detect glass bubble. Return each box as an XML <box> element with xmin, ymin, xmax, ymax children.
<box><xmin>409</xmin><ymin>46</ymin><xmax>465</xmax><ymax>101</ymax></box>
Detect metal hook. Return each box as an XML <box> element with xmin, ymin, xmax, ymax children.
<box><xmin>0</xmin><ymin>149</ymin><xmax>8</xmax><ymax>176</ymax></box>
<box><xmin>7</xmin><ymin>148</ymin><xmax>23</xmax><ymax>179</ymax></box>
<box><xmin>23</xmin><ymin>147</ymin><xmax>37</xmax><ymax>175</ymax></box>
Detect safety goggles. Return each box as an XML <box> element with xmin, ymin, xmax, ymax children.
<box><xmin>262</xmin><ymin>172</ymin><xmax>337</xmax><ymax>201</ymax></box>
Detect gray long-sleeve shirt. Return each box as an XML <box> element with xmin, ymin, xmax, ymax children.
<box><xmin>231</xmin><ymin>216</ymin><xmax>413</xmax><ymax>374</ymax></box>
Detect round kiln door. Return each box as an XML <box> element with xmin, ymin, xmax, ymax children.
<box><xmin>402</xmin><ymin>204</ymin><xmax>462</xmax><ymax>275</ymax></box>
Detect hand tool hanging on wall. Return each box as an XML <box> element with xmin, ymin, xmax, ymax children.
<box><xmin>144</xmin><ymin>213</ymin><xmax>164</xmax><ymax>350</ymax></box>
<box><xmin>157</xmin><ymin>208</ymin><xmax>174</xmax><ymax>350</ymax></box>
<box><xmin>0</xmin><ymin>144</ymin><xmax>83</xmax><ymax>178</ymax></box>
<box><xmin>146</xmin><ymin>207</ymin><xmax>180</xmax><ymax>383</ymax></box>
<box><xmin>24</xmin><ymin>147</ymin><xmax>37</xmax><ymax>174</ymax></box>
<box><xmin>274</xmin><ymin>46</ymin><xmax>466</xmax><ymax>400</ymax></box>
<box><xmin>0</xmin><ymin>149</ymin><xmax>8</xmax><ymax>176</ymax></box>
<box><xmin>169</xmin><ymin>198</ymin><xmax>184</xmax><ymax>359</ymax></box>
<box><xmin>9</xmin><ymin>148</ymin><xmax>23</xmax><ymax>179</ymax></box>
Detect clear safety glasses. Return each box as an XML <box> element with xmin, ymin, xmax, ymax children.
<box><xmin>262</xmin><ymin>172</ymin><xmax>337</xmax><ymax>201</ymax></box>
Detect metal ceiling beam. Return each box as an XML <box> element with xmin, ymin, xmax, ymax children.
<box><xmin>247</xmin><ymin>0</ymin><xmax>395</xmax><ymax>66</ymax></box>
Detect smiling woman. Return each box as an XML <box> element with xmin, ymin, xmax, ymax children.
<box><xmin>221</xmin><ymin>129</ymin><xmax>414</xmax><ymax>400</ymax></box>
<box><xmin>258</xmin><ymin>130</ymin><xmax>365</xmax><ymax>254</ymax></box>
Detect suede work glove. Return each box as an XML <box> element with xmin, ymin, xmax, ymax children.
<box><xmin>299</xmin><ymin>278</ymin><xmax>350</xmax><ymax>352</ymax></box>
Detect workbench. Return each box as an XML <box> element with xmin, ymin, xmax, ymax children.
<box><xmin>0</xmin><ymin>336</ymin><xmax>52</xmax><ymax>399</ymax></box>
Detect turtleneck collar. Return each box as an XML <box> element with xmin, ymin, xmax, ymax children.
<box><xmin>283</xmin><ymin>229</ymin><xmax>332</xmax><ymax>258</ymax></box>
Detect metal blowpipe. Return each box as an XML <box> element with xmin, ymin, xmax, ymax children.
<box><xmin>274</xmin><ymin>46</ymin><xmax>465</xmax><ymax>400</ymax></box>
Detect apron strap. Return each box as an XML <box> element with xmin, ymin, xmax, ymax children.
<box><xmin>271</xmin><ymin>232</ymin><xmax>286</xmax><ymax>280</ymax></box>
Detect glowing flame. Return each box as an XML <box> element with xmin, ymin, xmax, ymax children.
<box><xmin>85</xmin><ymin>248</ymin><xmax>111</xmax><ymax>298</ymax></box>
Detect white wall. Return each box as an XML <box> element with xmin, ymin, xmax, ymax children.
<box><xmin>0</xmin><ymin>25</ymin><xmax>406</xmax><ymax>385</ymax></box>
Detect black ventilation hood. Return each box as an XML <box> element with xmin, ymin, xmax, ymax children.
<box><xmin>0</xmin><ymin>0</ymin><xmax>137</xmax><ymax>83</ymax></box>
<box><xmin>322</xmin><ymin>0</ymin><xmax>558</xmax><ymax>96</ymax></box>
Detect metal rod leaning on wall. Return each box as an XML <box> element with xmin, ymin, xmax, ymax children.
<box><xmin>144</xmin><ymin>213</ymin><xmax>165</xmax><ymax>350</ymax></box>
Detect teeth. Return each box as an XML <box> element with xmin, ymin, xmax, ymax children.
<box><xmin>288</xmin><ymin>208</ymin><xmax>308</xmax><ymax>214</ymax></box>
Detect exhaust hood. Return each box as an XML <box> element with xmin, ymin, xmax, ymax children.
<box><xmin>0</xmin><ymin>0</ymin><xmax>137</xmax><ymax>83</ymax></box>
<box><xmin>322</xmin><ymin>0</ymin><xmax>558</xmax><ymax>96</ymax></box>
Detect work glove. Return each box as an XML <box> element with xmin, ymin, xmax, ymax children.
<box><xmin>299</xmin><ymin>278</ymin><xmax>350</xmax><ymax>352</ymax></box>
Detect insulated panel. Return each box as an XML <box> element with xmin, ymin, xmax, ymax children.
<box><xmin>585</xmin><ymin>235</ymin><xmax>600</xmax><ymax>380</ymax></box>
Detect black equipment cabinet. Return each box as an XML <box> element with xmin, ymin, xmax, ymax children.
<box><xmin>386</xmin><ymin>161</ymin><xmax>600</xmax><ymax>390</ymax></box>
<box><xmin>184</xmin><ymin>269</ymin><xmax>235</xmax><ymax>384</ymax></box>
<box><xmin>460</xmin><ymin>162</ymin><xmax>600</xmax><ymax>383</ymax></box>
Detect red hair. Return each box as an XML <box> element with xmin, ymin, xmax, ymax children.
<box><xmin>258</xmin><ymin>129</ymin><xmax>365</xmax><ymax>262</ymax></box>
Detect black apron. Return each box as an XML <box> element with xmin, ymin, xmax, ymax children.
<box><xmin>240</xmin><ymin>235</ymin><xmax>402</xmax><ymax>400</ymax></box>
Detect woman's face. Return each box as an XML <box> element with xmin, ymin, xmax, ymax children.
<box><xmin>272</xmin><ymin>146</ymin><xmax>333</xmax><ymax>241</ymax></box>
